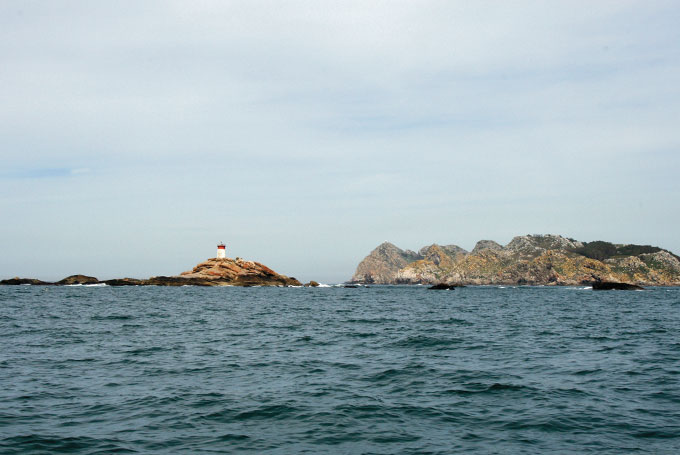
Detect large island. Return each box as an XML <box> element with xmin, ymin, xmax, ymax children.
<box><xmin>351</xmin><ymin>234</ymin><xmax>680</xmax><ymax>286</ymax></box>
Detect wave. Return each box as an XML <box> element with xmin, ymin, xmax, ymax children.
<box><xmin>0</xmin><ymin>434</ymin><xmax>131</xmax><ymax>453</ymax></box>
<box><xmin>391</xmin><ymin>335</ymin><xmax>463</xmax><ymax>348</ymax></box>
<box><xmin>199</xmin><ymin>404</ymin><xmax>302</xmax><ymax>423</ymax></box>
<box><xmin>91</xmin><ymin>314</ymin><xmax>134</xmax><ymax>321</ymax></box>
<box><xmin>123</xmin><ymin>346</ymin><xmax>169</xmax><ymax>356</ymax></box>
<box><xmin>443</xmin><ymin>382</ymin><xmax>532</xmax><ymax>396</ymax></box>
<box><xmin>64</xmin><ymin>283</ymin><xmax>108</xmax><ymax>287</ymax></box>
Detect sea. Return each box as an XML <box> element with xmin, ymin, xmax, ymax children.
<box><xmin>1</xmin><ymin>285</ymin><xmax>679</xmax><ymax>454</ymax></box>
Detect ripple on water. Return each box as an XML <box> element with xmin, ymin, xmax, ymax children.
<box><xmin>1</xmin><ymin>285</ymin><xmax>680</xmax><ymax>454</ymax></box>
<box><xmin>0</xmin><ymin>434</ymin><xmax>135</xmax><ymax>454</ymax></box>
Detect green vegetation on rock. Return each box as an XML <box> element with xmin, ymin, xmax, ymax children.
<box><xmin>351</xmin><ymin>234</ymin><xmax>680</xmax><ymax>286</ymax></box>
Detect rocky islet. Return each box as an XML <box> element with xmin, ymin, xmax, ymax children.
<box><xmin>1</xmin><ymin>257</ymin><xmax>301</xmax><ymax>287</ymax></box>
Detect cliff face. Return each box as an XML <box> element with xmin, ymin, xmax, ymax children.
<box><xmin>351</xmin><ymin>235</ymin><xmax>680</xmax><ymax>286</ymax></box>
<box><xmin>351</xmin><ymin>242</ymin><xmax>421</xmax><ymax>284</ymax></box>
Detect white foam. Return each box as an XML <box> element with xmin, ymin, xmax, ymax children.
<box><xmin>65</xmin><ymin>283</ymin><xmax>108</xmax><ymax>287</ymax></box>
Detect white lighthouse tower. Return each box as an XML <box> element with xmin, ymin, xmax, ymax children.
<box><xmin>217</xmin><ymin>242</ymin><xmax>226</xmax><ymax>259</ymax></box>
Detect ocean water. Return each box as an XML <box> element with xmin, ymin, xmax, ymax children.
<box><xmin>1</xmin><ymin>285</ymin><xmax>679</xmax><ymax>454</ymax></box>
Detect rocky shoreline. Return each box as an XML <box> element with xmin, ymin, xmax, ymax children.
<box><xmin>351</xmin><ymin>234</ymin><xmax>680</xmax><ymax>287</ymax></box>
<box><xmin>1</xmin><ymin>257</ymin><xmax>303</xmax><ymax>287</ymax></box>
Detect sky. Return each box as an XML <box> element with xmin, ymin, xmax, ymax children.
<box><xmin>1</xmin><ymin>1</ymin><xmax>679</xmax><ymax>283</ymax></box>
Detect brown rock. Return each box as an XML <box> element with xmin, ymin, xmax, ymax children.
<box><xmin>0</xmin><ymin>277</ymin><xmax>54</xmax><ymax>285</ymax></box>
<box><xmin>56</xmin><ymin>275</ymin><xmax>100</xmax><ymax>285</ymax></box>
<box><xmin>178</xmin><ymin>257</ymin><xmax>301</xmax><ymax>286</ymax></box>
<box><xmin>103</xmin><ymin>278</ymin><xmax>143</xmax><ymax>286</ymax></box>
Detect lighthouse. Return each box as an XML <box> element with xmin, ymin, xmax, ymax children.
<box><xmin>217</xmin><ymin>242</ymin><xmax>226</xmax><ymax>259</ymax></box>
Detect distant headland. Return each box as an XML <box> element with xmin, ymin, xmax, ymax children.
<box><xmin>351</xmin><ymin>234</ymin><xmax>680</xmax><ymax>286</ymax></box>
<box><xmin>1</xmin><ymin>244</ymin><xmax>304</xmax><ymax>287</ymax></box>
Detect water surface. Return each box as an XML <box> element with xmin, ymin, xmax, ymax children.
<box><xmin>1</xmin><ymin>285</ymin><xmax>679</xmax><ymax>454</ymax></box>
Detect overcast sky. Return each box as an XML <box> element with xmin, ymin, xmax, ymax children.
<box><xmin>1</xmin><ymin>1</ymin><xmax>679</xmax><ymax>283</ymax></box>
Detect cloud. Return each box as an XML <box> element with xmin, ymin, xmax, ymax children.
<box><xmin>0</xmin><ymin>167</ymin><xmax>89</xmax><ymax>179</ymax></box>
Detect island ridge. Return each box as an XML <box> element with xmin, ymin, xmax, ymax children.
<box><xmin>351</xmin><ymin>234</ymin><xmax>680</xmax><ymax>286</ymax></box>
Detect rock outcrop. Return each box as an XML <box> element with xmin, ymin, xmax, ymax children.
<box><xmin>351</xmin><ymin>235</ymin><xmax>680</xmax><ymax>286</ymax></box>
<box><xmin>102</xmin><ymin>278</ymin><xmax>143</xmax><ymax>286</ymax></box>
<box><xmin>351</xmin><ymin>242</ymin><xmax>421</xmax><ymax>284</ymax></box>
<box><xmin>592</xmin><ymin>281</ymin><xmax>644</xmax><ymax>291</ymax></box>
<box><xmin>0</xmin><ymin>277</ymin><xmax>53</xmax><ymax>286</ymax></box>
<box><xmin>429</xmin><ymin>283</ymin><xmax>464</xmax><ymax>290</ymax></box>
<box><xmin>178</xmin><ymin>257</ymin><xmax>301</xmax><ymax>286</ymax></box>
<box><xmin>2</xmin><ymin>257</ymin><xmax>302</xmax><ymax>287</ymax></box>
<box><xmin>471</xmin><ymin>240</ymin><xmax>503</xmax><ymax>254</ymax></box>
<box><xmin>57</xmin><ymin>275</ymin><xmax>100</xmax><ymax>285</ymax></box>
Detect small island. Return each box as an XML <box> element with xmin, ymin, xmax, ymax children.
<box><xmin>1</xmin><ymin>244</ymin><xmax>302</xmax><ymax>287</ymax></box>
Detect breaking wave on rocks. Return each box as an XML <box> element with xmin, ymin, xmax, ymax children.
<box><xmin>1</xmin><ymin>285</ymin><xmax>679</xmax><ymax>454</ymax></box>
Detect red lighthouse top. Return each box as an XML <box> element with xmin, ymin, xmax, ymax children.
<box><xmin>217</xmin><ymin>243</ymin><xmax>226</xmax><ymax>249</ymax></box>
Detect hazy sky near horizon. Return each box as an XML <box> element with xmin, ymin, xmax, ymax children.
<box><xmin>1</xmin><ymin>1</ymin><xmax>679</xmax><ymax>283</ymax></box>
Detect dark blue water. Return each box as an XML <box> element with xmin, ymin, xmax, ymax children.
<box><xmin>1</xmin><ymin>285</ymin><xmax>679</xmax><ymax>454</ymax></box>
